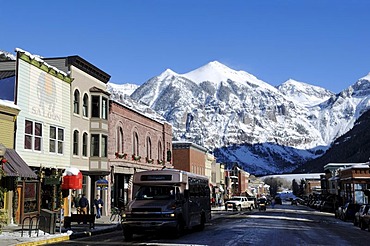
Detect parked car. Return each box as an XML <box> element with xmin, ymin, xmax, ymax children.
<box><xmin>340</xmin><ymin>203</ymin><xmax>361</xmax><ymax>221</ymax></box>
<box><xmin>225</xmin><ymin>196</ymin><xmax>254</xmax><ymax>211</ymax></box>
<box><xmin>354</xmin><ymin>204</ymin><xmax>370</xmax><ymax>227</ymax></box>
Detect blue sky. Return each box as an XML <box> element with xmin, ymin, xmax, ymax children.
<box><xmin>1</xmin><ymin>1</ymin><xmax>370</xmax><ymax>93</ymax></box>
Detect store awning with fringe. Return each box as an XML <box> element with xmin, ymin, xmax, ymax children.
<box><xmin>3</xmin><ymin>148</ymin><xmax>37</xmax><ymax>179</ymax></box>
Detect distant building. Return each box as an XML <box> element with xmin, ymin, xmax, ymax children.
<box><xmin>249</xmin><ymin>175</ymin><xmax>269</xmax><ymax>198</ymax></box>
<box><xmin>172</xmin><ymin>141</ymin><xmax>207</xmax><ymax>175</ymax></box>
<box><xmin>225</xmin><ymin>165</ymin><xmax>250</xmax><ymax>198</ymax></box>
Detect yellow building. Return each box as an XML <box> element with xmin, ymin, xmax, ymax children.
<box><xmin>0</xmin><ymin>100</ymin><xmax>19</xmax><ymax>224</ymax></box>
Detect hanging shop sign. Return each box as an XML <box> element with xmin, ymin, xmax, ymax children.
<box><xmin>96</xmin><ymin>179</ymin><xmax>108</xmax><ymax>190</ymax></box>
<box><xmin>44</xmin><ymin>176</ymin><xmax>61</xmax><ymax>185</ymax></box>
<box><xmin>61</xmin><ymin>167</ymin><xmax>83</xmax><ymax>189</ymax></box>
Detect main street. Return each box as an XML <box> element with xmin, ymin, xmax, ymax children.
<box><xmin>48</xmin><ymin>204</ymin><xmax>367</xmax><ymax>246</ymax></box>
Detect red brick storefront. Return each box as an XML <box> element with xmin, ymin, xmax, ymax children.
<box><xmin>108</xmin><ymin>100</ymin><xmax>173</xmax><ymax>209</ymax></box>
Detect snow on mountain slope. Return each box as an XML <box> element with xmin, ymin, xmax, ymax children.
<box><xmin>277</xmin><ymin>79</ymin><xmax>334</xmax><ymax>107</ymax></box>
<box><xmin>183</xmin><ymin>61</ymin><xmax>278</xmax><ymax>92</ymax></box>
<box><xmin>108</xmin><ymin>83</ymin><xmax>138</xmax><ymax>97</ymax></box>
<box><xmin>0</xmin><ymin>50</ymin><xmax>16</xmax><ymax>60</ymax></box>
<box><xmin>109</xmin><ymin>61</ymin><xmax>370</xmax><ymax>175</ymax></box>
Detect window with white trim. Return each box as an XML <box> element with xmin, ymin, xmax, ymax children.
<box><xmin>102</xmin><ymin>97</ymin><xmax>108</xmax><ymax>120</ymax></box>
<box><xmin>74</xmin><ymin>89</ymin><xmax>80</xmax><ymax>114</ymax></box>
<box><xmin>83</xmin><ymin>94</ymin><xmax>89</xmax><ymax>117</ymax></box>
<box><xmin>102</xmin><ymin>135</ymin><xmax>108</xmax><ymax>157</ymax></box>
<box><xmin>50</xmin><ymin>126</ymin><xmax>64</xmax><ymax>154</ymax></box>
<box><xmin>25</xmin><ymin>120</ymin><xmax>42</xmax><ymax>151</ymax></box>
<box><xmin>82</xmin><ymin>132</ymin><xmax>88</xmax><ymax>157</ymax></box>
<box><xmin>73</xmin><ymin>130</ymin><xmax>79</xmax><ymax>155</ymax></box>
<box><xmin>91</xmin><ymin>96</ymin><xmax>100</xmax><ymax>118</ymax></box>
<box><xmin>91</xmin><ymin>134</ymin><xmax>100</xmax><ymax>157</ymax></box>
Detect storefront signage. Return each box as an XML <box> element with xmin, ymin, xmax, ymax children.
<box><xmin>44</xmin><ymin>176</ymin><xmax>60</xmax><ymax>185</ymax></box>
<box><xmin>97</xmin><ymin>179</ymin><xmax>108</xmax><ymax>190</ymax></box>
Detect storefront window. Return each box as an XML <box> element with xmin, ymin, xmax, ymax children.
<box><xmin>354</xmin><ymin>183</ymin><xmax>366</xmax><ymax>204</ymax></box>
<box><xmin>24</xmin><ymin>182</ymin><xmax>38</xmax><ymax>213</ymax></box>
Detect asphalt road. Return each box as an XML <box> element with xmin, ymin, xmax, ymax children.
<box><xmin>47</xmin><ymin>204</ymin><xmax>369</xmax><ymax>246</ymax></box>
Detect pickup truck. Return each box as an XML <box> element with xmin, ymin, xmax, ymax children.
<box><xmin>225</xmin><ymin>196</ymin><xmax>255</xmax><ymax>211</ymax></box>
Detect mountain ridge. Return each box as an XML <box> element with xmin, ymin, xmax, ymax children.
<box><xmin>108</xmin><ymin>61</ymin><xmax>370</xmax><ymax>175</ymax></box>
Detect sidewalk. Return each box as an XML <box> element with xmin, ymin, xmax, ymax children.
<box><xmin>0</xmin><ymin>215</ymin><xmax>120</xmax><ymax>246</ymax></box>
<box><xmin>0</xmin><ymin>208</ymin><xmax>225</xmax><ymax>246</ymax></box>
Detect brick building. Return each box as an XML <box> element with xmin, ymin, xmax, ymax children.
<box><xmin>108</xmin><ymin>100</ymin><xmax>173</xmax><ymax>209</ymax></box>
<box><xmin>172</xmin><ymin>141</ymin><xmax>207</xmax><ymax>175</ymax></box>
<box><xmin>225</xmin><ymin>165</ymin><xmax>250</xmax><ymax>199</ymax></box>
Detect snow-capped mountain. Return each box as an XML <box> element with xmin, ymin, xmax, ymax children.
<box><xmin>0</xmin><ymin>50</ymin><xmax>16</xmax><ymax>61</ymax></box>
<box><xmin>277</xmin><ymin>79</ymin><xmax>333</xmax><ymax>107</ymax></box>
<box><xmin>108</xmin><ymin>61</ymin><xmax>370</xmax><ymax>175</ymax></box>
<box><xmin>108</xmin><ymin>82</ymin><xmax>139</xmax><ymax>99</ymax></box>
<box><xmin>108</xmin><ymin>83</ymin><xmax>166</xmax><ymax>122</ymax></box>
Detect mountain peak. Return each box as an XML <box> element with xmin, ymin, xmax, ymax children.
<box><xmin>182</xmin><ymin>60</ymin><xmax>256</xmax><ymax>85</ymax></box>
<box><xmin>278</xmin><ymin>79</ymin><xmax>333</xmax><ymax>107</ymax></box>
<box><xmin>157</xmin><ymin>68</ymin><xmax>178</xmax><ymax>80</ymax></box>
<box><xmin>203</xmin><ymin>60</ymin><xmax>230</xmax><ymax>70</ymax></box>
<box><xmin>360</xmin><ymin>72</ymin><xmax>370</xmax><ymax>81</ymax></box>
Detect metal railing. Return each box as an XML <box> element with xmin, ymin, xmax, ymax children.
<box><xmin>21</xmin><ymin>215</ymin><xmax>46</xmax><ymax>237</ymax></box>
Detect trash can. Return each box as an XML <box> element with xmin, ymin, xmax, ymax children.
<box><xmin>39</xmin><ymin>209</ymin><xmax>57</xmax><ymax>234</ymax></box>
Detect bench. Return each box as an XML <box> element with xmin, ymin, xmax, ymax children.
<box><xmin>64</xmin><ymin>214</ymin><xmax>95</xmax><ymax>229</ymax></box>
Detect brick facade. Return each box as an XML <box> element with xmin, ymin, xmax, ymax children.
<box><xmin>172</xmin><ymin>141</ymin><xmax>207</xmax><ymax>175</ymax></box>
<box><xmin>108</xmin><ymin>100</ymin><xmax>173</xmax><ymax>207</ymax></box>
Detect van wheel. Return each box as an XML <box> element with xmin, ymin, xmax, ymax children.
<box><xmin>173</xmin><ymin>219</ymin><xmax>184</xmax><ymax>238</ymax></box>
<box><xmin>237</xmin><ymin>205</ymin><xmax>241</xmax><ymax>211</ymax></box>
<box><xmin>123</xmin><ymin>229</ymin><xmax>133</xmax><ymax>241</ymax></box>
<box><xmin>195</xmin><ymin>213</ymin><xmax>205</xmax><ymax>232</ymax></box>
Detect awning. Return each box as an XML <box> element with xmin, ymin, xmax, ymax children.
<box><xmin>3</xmin><ymin>148</ymin><xmax>37</xmax><ymax>179</ymax></box>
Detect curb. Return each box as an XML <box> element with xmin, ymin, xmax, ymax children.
<box><xmin>15</xmin><ymin>235</ymin><xmax>70</xmax><ymax>246</ymax></box>
<box><xmin>69</xmin><ymin>224</ymin><xmax>120</xmax><ymax>240</ymax></box>
<box><xmin>15</xmin><ymin>224</ymin><xmax>120</xmax><ymax>246</ymax></box>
